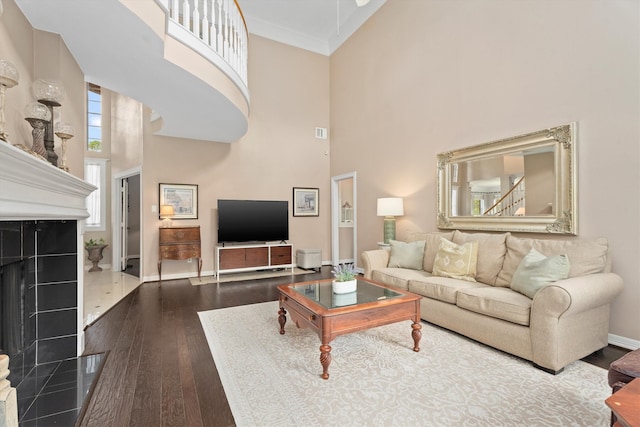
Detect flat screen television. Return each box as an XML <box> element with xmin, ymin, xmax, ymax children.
<box><xmin>217</xmin><ymin>199</ymin><xmax>289</xmax><ymax>244</ymax></box>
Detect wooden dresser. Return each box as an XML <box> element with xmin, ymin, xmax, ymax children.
<box><xmin>158</xmin><ymin>226</ymin><xmax>202</xmax><ymax>280</ymax></box>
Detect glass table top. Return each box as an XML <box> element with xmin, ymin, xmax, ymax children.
<box><xmin>290</xmin><ymin>279</ymin><xmax>404</xmax><ymax>309</ymax></box>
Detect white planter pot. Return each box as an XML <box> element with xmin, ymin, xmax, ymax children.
<box><xmin>332</xmin><ymin>279</ymin><xmax>357</xmax><ymax>294</ymax></box>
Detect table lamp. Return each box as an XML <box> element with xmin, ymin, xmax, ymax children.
<box><xmin>377</xmin><ymin>197</ymin><xmax>404</xmax><ymax>244</ymax></box>
<box><xmin>160</xmin><ymin>204</ymin><xmax>175</xmax><ymax>227</ymax></box>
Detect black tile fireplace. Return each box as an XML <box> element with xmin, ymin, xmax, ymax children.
<box><xmin>1</xmin><ymin>220</ymin><xmax>79</xmax><ymax>387</ymax></box>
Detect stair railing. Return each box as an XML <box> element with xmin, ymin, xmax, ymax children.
<box><xmin>483</xmin><ymin>176</ymin><xmax>526</xmax><ymax>216</ymax></box>
<box><xmin>157</xmin><ymin>0</ymin><xmax>248</xmax><ymax>94</ymax></box>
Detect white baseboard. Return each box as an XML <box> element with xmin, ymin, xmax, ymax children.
<box><xmin>609</xmin><ymin>333</ymin><xmax>640</xmax><ymax>350</ymax></box>
<box><xmin>142</xmin><ymin>269</ymin><xmax>215</xmax><ymax>283</ymax></box>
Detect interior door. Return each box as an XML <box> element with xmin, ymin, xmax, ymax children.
<box><xmin>119</xmin><ymin>177</ymin><xmax>129</xmax><ymax>271</ymax></box>
<box><xmin>331</xmin><ymin>172</ymin><xmax>357</xmax><ymax>268</ymax></box>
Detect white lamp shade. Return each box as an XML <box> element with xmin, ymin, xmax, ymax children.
<box><xmin>159</xmin><ymin>205</ymin><xmax>175</xmax><ymax>218</ymax></box>
<box><xmin>377</xmin><ymin>197</ymin><xmax>404</xmax><ymax>217</ymax></box>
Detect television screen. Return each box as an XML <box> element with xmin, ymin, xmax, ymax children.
<box><xmin>217</xmin><ymin>199</ymin><xmax>289</xmax><ymax>243</ymax></box>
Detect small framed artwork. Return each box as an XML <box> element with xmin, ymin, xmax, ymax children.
<box><xmin>293</xmin><ymin>187</ymin><xmax>319</xmax><ymax>217</ymax></box>
<box><xmin>159</xmin><ymin>183</ymin><xmax>198</xmax><ymax>219</ymax></box>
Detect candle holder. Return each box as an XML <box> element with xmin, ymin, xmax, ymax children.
<box><xmin>24</xmin><ymin>102</ymin><xmax>51</xmax><ymax>159</ymax></box>
<box><xmin>54</xmin><ymin>122</ymin><xmax>74</xmax><ymax>172</ymax></box>
<box><xmin>0</xmin><ymin>59</ymin><xmax>19</xmax><ymax>143</ymax></box>
<box><xmin>33</xmin><ymin>79</ymin><xmax>65</xmax><ymax>166</ymax></box>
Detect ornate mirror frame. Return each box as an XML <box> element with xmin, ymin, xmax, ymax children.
<box><xmin>437</xmin><ymin>123</ymin><xmax>576</xmax><ymax>235</ymax></box>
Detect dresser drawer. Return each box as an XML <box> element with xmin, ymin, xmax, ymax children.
<box><xmin>159</xmin><ymin>227</ymin><xmax>200</xmax><ymax>243</ymax></box>
<box><xmin>160</xmin><ymin>244</ymin><xmax>201</xmax><ymax>260</ymax></box>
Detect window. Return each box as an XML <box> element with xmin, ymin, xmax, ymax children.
<box><xmin>85</xmin><ymin>158</ymin><xmax>107</xmax><ymax>230</ymax></box>
<box><xmin>87</xmin><ymin>84</ymin><xmax>102</xmax><ymax>152</ymax></box>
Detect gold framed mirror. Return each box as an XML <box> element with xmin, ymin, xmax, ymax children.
<box><xmin>437</xmin><ymin>123</ymin><xmax>576</xmax><ymax>234</ymax></box>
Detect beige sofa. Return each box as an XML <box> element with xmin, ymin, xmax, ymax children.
<box><xmin>361</xmin><ymin>230</ymin><xmax>624</xmax><ymax>373</ymax></box>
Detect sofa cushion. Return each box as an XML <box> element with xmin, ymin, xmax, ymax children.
<box><xmin>407</xmin><ymin>231</ymin><xmax>455</xmax><ymax>272</ymax></box>
<box><xmin>452</xmin><ymin>231</ymin><xmax>509</xmax><ymax>286</ymax></box>
<box><xmin>510</xmin><ymin>248</ymin><xmax>570</xmax><ymax>298</ymax></box>
<box><xmin>456</xmin><ymin>287</ymin><xmax>532</xmax><ymax>326</ymax></box>
<box><xmin>387</xmin><ymin>240</ymin><xmax>425</xmax><ymax>270</ymax></box>
<box><xmin>408</xmin><ymin>277</ymin><xmax>488</xmax><ymax>304</ymax></box>
<box><xmin>432</xmin><ymin>237</ymin><xmax>478</xmax><ymax>282</ymax></box>
<box><xmin>496</xmin><ymin>235</ymin><xmax>609</xmax><ymax>286</ymax></box>
<box><xmin>371</xmin><ymin>268</ymin><xmax>431</xmax><ymax>291</ymax></box>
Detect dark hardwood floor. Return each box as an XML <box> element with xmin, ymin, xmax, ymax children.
<box><xmin>78</xmin><ymin>267</ymin><xmax>629</xmax><ymax>426</ymax></box>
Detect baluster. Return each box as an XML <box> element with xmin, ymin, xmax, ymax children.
<box><xmin>182</xmin><ymin>0</ymin><xmax>190</xmax><ymax>30</ymax></box>
<box><xmin>193</xmin><ymin>0</ymin><xmax>200</xmax><ymax>39</ymax></box>
<box><xmin>235</xmin><ymin>10</ymin><xmax>240</xmax><ymax>66</ymax></box>
<box><xmin>171</xmin><ymin>0</ymin><xmax>178</xmax><ymax>20</ymax></box>
<box><xmin>217</xmin><ymin>0</ymin><xmax>223</xmax><ymax>53</ymax></box>
<box><xmin>223</xmin><ymin>0</ymin><xmax>229</xmax><ymax>61</ymax></box>
<box><xmin>202</xmin><ymin>0</ymin><xmax>210</xmax><ymax>45</ymax></box>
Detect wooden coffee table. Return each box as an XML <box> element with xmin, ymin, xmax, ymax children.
<box><xmin>277</xmin><ymin>277</ymin><xmax>422</xmax><ymax>379</ymax></box>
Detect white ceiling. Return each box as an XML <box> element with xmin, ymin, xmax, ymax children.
<box><xmin>239</xmin><ymin>0</ymin><xmax>386</xmax><ymax>55</ymax></box>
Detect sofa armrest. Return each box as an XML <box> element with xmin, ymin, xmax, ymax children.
<box><xmin>531</xmin><ymin>273</ymin><xmax>624</xmax><ymax>318</ymax></box>
<box><xmin>530</xmin><ymin>272</ymin><xmax>623</xmax><ymax>371</ymax></box>
<box><xmin>361</xmin><ymin>250</ymin><xmax>390</xmax><ymax>279</ymax></box>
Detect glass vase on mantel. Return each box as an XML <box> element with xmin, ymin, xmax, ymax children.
<box><xmin>332</xmin><ymin>279</ymin><xmax>357</xmax><ymax>294</ymax></box>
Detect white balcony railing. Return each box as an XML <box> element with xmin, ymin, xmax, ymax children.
<box><xmin>157</xmin><ymin>0</ymin><xmax>248</xmax><ymax>97</ymax></box>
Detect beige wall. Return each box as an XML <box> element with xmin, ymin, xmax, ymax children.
<box><xmin>1</xmin><ymin>2</ymin><xmax>85</xmax><ymax>178</ymax></box>
<box><xmin>140</xmin><ymin>35</ymin><xmax>331</xmax><ymax>279</ymax></box>
<box><xmin>330</xmin><ymin>0</ymin><xmax>640</xmax><ymax>342</ymax></box>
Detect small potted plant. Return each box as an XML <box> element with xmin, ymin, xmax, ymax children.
<box><xmin>331</xmin><ymin>263</ymin><xmax>358</xmax><ymax>294</ymax></box>
<box><xmin>85</xmin><ymin>238</ymin><xmax>108</xmax><ymax>272</ymax></box>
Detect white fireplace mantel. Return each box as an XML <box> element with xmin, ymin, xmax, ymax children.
<box><xmin>0</xmin><ymin>142</ymin><xmax>96</xmax><ymax>220</ymax></box>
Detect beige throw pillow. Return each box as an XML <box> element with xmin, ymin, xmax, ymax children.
<box><xmin>511</xmin><ymin>248</ymin><xmax>570</xmax><ymax>298</ymax></box>
<box><xmin>432</xmin><ymin>237</ymin><xmax>478</xmax><ymax>282</ymax></box>
<box><xmin>388</xmin><ymin>240</ymin><xmax>425</xmax><ymax>270</ymax></box>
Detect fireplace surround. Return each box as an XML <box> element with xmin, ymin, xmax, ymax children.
<box><xmin>0</xmin><ymin>142</ymin><xmax>95</xmax><ymax>387</ymax></box>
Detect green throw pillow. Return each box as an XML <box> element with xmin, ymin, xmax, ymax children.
<box><xmin>388</xmin><ymin>240</ymin><xmax>425</xmax><ymax>270</ymax></box>
<box><xmin>432</xmin><ymin>237</ymin><xmax>478</xmax><ymax>282</ymax></box>
<box><xmin>511</xmin><ymin>248</ymin><xmax>570</xmax><ymax>298</ymax></box>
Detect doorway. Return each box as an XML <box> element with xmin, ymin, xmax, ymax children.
<box><xmin>331</xmin><ymin>172</ymin><xmax>357</xmax><ymax>268</ymax></box>
<box><xmin>113</xmin><ymin>168</ymin><xmax>141</xmax><ymax>277</ymax></box>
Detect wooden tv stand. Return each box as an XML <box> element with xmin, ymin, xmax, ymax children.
<box><xmin>215</xmin><ymin>243</ymin><xmax>293</xmax><ymax>277</ymax></box>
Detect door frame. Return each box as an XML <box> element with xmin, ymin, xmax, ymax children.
<box><xmin>331</xmin><ymin>171</ymin><xmax>357</xmax><ymax>268</ymax></box>
<box><xmin>112</xmin><ymin>166</ymin><xmax>142</xmax><ymax>276</ymax></box>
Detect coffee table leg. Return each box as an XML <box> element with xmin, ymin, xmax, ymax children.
<box><xmin>411</xmin><ymin>321</ymin><xmax>422</xmax><ymax>352</ymax></box>
<box><xmin>278</xmin><ymin>307</ymin><xmax>287</xmax><ymax>334</ymax></box>
<box><xmin>320</xmin><ymin>344</ymin><xmax>332</xmax><ymax>380</ymax></box>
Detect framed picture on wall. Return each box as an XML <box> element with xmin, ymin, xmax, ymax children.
<box><xmin>159</xmin><ymin>183</ymin><xmax>198</xmax><ymax>219</ymax></box>
<box><xmin>293</xmin><ymin>187</ymin><xmax>319</xmax><ymax>217</ymax></box>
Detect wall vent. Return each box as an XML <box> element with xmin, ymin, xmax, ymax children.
<box><xmin>315</xmin><ymin>127</ymin><xmax>328</xmax><ymax>139</ymax></box>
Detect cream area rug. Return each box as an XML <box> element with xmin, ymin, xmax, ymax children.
<box><xmin>198</xmin><ymin>301</ymin><xmax>611</xmax><ymax>427</ymax></box>
<box><xmin>189</xmin><ymin>267</ymin><xmax>311</xmax><ymax>285</ymax></box>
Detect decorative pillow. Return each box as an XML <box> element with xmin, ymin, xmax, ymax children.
<box><xmin>452</xmin><ymin>231</ymin><xmax>509</xmax><ymax>286</ymax></box>
<box><xmin>432</xmin><ymin>238</ymin><xmax>478</xmax><ymax>282</ymax></box>
<box><xmin>388</xmin><ymin>240</ymin><xmax>425</xmax><ymax>270</ymax></box>
<box><xmin>406</xmin><ymin>231</ymin><xmax>455</xmax><ymax>272</ymax></box>
<box><xmin>510</xmin><ymin>248</ymin><xmax>570</xmax><ymax>298</ymax></box>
